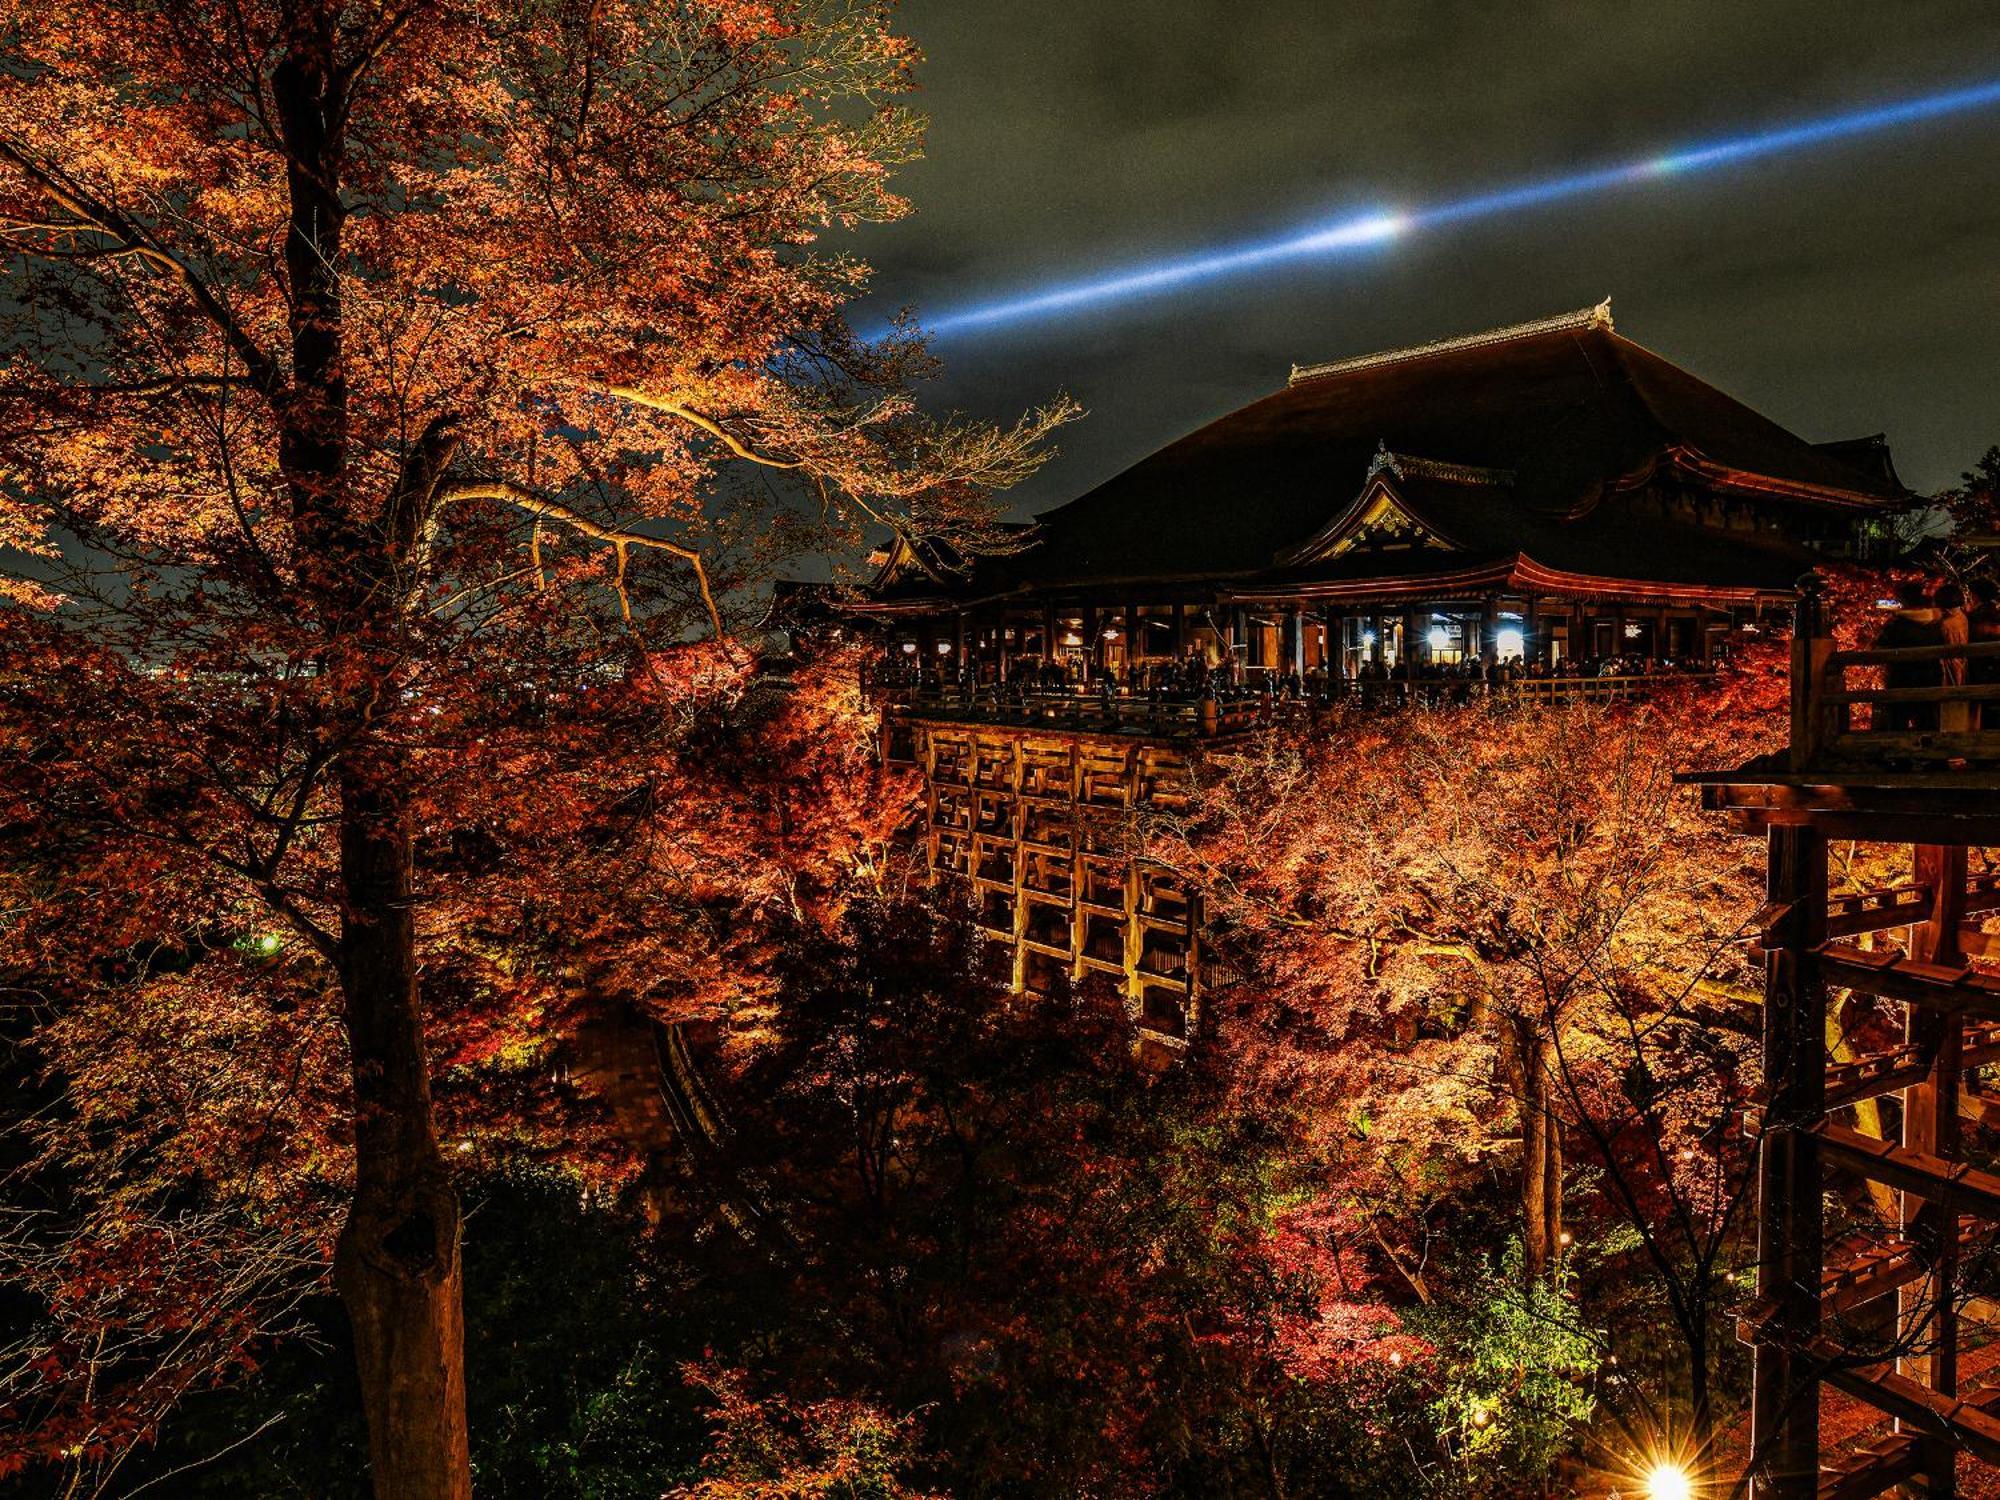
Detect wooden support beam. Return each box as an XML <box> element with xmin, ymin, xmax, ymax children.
<box><xmin>1814</xmin><ymin>947</ymin><xmax>2000</xmax><ymax>1022</ymax></box>
<box><xmin>1751</xmin><ymin>823</ymin><xmax>1829</xmax><ymax>1500</ymax></box>
<box><xmin>1899</xmin><ymin>845</ymin><xmax>1969</xmax><ymax>1496</ymax></box>
<box><xmin>1814</xmin><ymin>1123</ymin><xmax>2000</xmax><ymax>1221</ymax></box>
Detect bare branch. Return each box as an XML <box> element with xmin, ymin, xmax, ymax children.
<box><xmin>435</xmin><ymin>480</ymin><xmax>725</xmax><ymax>637</ymax></box>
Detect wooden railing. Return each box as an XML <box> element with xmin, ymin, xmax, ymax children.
<box><xmin>1789</xmin><ymin>578</ymin><xmax>2000</xmax><ymax>773</ymax></box>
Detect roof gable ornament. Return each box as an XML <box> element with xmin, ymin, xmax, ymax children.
<box><xmin>1334</xmin><ymin>487</ymin><xmax>1457</xmax><ymax>558</ymax></box>
<box><xmin>1283</xmin><ymin>448</ymin><xmax>1513</xmax><ymax>567</ymax></box>
<box><xmin>1289</xmin><ymin>298</ymin><xmax>1614</xmax><ymax>387</ymax></box>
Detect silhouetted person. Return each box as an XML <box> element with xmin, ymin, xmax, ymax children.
<box><xmin>1874</xmin><ymin>580</ymin><xmax>1945</xmax><ymax>732</ymax></box>
<box><xmin>1968</xmin><ymin>576</ymin><xmax>2000</xmax><ymax>728</ymax></box>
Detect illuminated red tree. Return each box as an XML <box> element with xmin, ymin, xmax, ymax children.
<box><xmin>0</xmin><ymin>5</ymin><xmax>1066</xmax><ymax>1494</ymax></box>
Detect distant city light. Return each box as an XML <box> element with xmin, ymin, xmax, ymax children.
<box><xmin>912</xmin><ymin>76</ymin><xmax>2000</xmax><ymax>339</ymax></box>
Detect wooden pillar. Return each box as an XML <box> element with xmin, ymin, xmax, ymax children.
<box><xmin>1402</xmin><ymin>608</ymin><xmax>1422</xmax><ymax>681</ymax></box>
<box><xmin>1749</xmin><ymin>823</ymin><xmax>1827</xmax><ymax>1500</ymax></box>
<box><xmin>1900</xmin><ymin>843</ymin><xmax>1969</xmax><ymax>1497</ymax></box>
<box><xmin>1521</xmin><ymin>596</ymin><xmax>1539</xmax><ymax>664</ymax></box>
<box><xmin>1173</xmin><ymin>602</ymin><xmax>1188</xmax><ymax>661</ymax></box>
<box><xmin>1042</xmin><ymin>603</ymin><xmax>1057</xmax><ymax>665</ymax></box>
<box><xmin>1288</xmin><ymin>606</ymin><xmax>1305</xmax><ymax>675</ymax></box>
<box><xmin>1481</xmin><ymin>594</ymin><xmax>1500</xmax><ymax>664</ymax></box>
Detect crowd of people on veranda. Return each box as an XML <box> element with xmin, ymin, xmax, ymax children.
<box><xmin>863</xmin><ymin>645</ymin><xmax>1714</xmax><ymax>706</ymax></box>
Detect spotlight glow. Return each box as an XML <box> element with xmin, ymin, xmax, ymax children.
<box><xmin>916</xmin><ymin>77</ymin><xmax>2000</xmax><ymax>338</ymax></box>
<box><xmin>1644</xmin><ymin>1461</ymin><xmax>1694</xmax><ymax>1500</ymax></box>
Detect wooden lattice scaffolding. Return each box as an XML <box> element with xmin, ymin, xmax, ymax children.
<box><xmin>1690</xmin><ymin>579</ymin><xmax>2000</xmax><ymax>1498</ymax></box>
<box><xmin>907</xmin><ymin>716</ymin><xmax>1204</xmax><ymax>1048</ymax></box>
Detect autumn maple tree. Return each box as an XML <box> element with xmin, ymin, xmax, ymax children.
<box><xmin>0</xmin><ymin>4</ymin><xmax>1068</xmax><ymax>1494</ymax></box>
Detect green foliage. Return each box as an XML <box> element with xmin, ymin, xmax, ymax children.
<box><xmin>1425</xmin><ymin>1243</ymin><xmax>1600</xmax><ymax>1494</ymax></box>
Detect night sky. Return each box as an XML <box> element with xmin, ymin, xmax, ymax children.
<box><xmin>848</xmin><ymin>2</ymin><xmax>2000</xmax><ymax>512</ymax></box>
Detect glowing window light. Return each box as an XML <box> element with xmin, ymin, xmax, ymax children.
<box><xmin>1361</xmin><ymin>630</ymin><xmax>1378</xmax><ymax>646</ymax></box>
<box><xmin>1496</xmin><ymin>627</ymin><xmax>1525</xmax><ymax>660</ymax></box>
<box><xmin>1426</xmin><ymin>626</ymin><xmax>1451</xmax><ymax>651</ymax></box>
<box><xmin>910</xmin><ymin>77</ymin><xmax>2000</xmax><ymax>339</ymax></box>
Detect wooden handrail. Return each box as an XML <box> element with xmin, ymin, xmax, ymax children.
<box><xmin>1829</xmin><ymin>639</ymin><xmax>2000</xmax><ymax>668</ymax></box>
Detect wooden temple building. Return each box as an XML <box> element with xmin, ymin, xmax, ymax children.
<box><xmin>857</xmin><ymin>301</ymin><xmax>1905</xmax><ymax>683</ymax></box>
<box><xmin>858</xmin><ymin>303</ymin><xmax>1909</xmax><ymax>1047</ymax></box>
<box><xmin>1689</xmin><ymin>581</ymin><xmax>2000</xmax><ymax>1499</ymax></box>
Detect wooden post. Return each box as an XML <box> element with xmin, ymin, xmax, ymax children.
<box><xmin>1900</xmin><ymin>843</ymin><xmax>1969</xmax><ymax>1497</ymax></box>
<box><xmin>1173</xmin><ymin>603</ymin><xmax>1188</xmax><ymax>662</ymax></box>
<box><xmin>1789</xmin><ymin>577</ymin><xmax>1832</xmax><ymax>773</ymax></box>
<box><xmin>1750</xmin><ymin>823</ymin><xmax>1827</xmax><ymax>1500</ymax></box>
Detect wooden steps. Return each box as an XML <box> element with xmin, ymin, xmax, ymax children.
<box><xmin>1825</xmin><ymin>1026</ymin><xmax>2000</xmax><ymax>1108</ymax></box>
<box><xmin>1815</xmin><ymin>1345</ymin><xmax>2000</xmax><ymax>1469</ymax></box>
<box><xmin>1820</xmin><ymin>1221</ymin><xmax>1990</xmax><ymax>1320</ymax></box>
<box><xmin>1818</xmin><ymin>1431</ymin><xmax>1924</xmax><ymax>1500</ymax></box>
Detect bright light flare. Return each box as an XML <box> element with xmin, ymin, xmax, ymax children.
<box><xmin>1644</xmin><ymin>1461</ymin><xmax>1694</xmax><ymax>1500</ymax></box>
<box><xmin>927</xmin><ymin>208</ymin><xmax>1405</xmax><ymax>334</ymax></box>
<box><xmin>915</xmin><ymin>77</ymin><xmax>2000</xmax><ymax>339</ymax></box>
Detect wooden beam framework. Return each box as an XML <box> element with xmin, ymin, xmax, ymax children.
<box><xmin>1691</xmin><ymin>579</ymin><xmax>2000</xmax><ymax>1499</ymax></box>
<box><xmin>914</xmin><ymin>717</ymin><xmax>1202</xmax><ymax>1053</ymax></box>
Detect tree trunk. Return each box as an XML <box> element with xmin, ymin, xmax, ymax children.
<box><xmin>267</xmin><ymin>22</ymin><xmax>473</xmax><ymax>1494</ymax></box>
<box><xmin>332</xmin><ymin>767</ymin><xmax>472</xmax><ymax>1500</ymax></box>
<box><xmin>1504</xmin><ymin>1017</ymin><xmax>1563</xmax><ymax>1281</ymax></box>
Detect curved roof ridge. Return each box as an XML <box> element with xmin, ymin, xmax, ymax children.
<box><xmin>1288</xmin><ymin>298</ymin><xmax>1614</xmax><ymax>387</ymax></box>
<box><xmin>1368</xmin><ymin>444</ymin><xmax>1516</xmax><ymax>487</ymax></box>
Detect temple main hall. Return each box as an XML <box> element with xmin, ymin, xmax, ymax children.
<box><xmin>857</xmin><ymin>301</ymin><xmax>1906</xmax><ymax>683</ymax></box>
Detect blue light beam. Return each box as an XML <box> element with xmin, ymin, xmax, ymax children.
<box><xmin>915</xmin><ymin>77</ymin><xmax>2000</xmax><ymax>339</ymax></box>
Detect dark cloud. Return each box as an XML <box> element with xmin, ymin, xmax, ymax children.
<box><xmin>847</xmin><ymin>2</ymin><xmax>2000</xmax><ymax>508</ymax></box>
